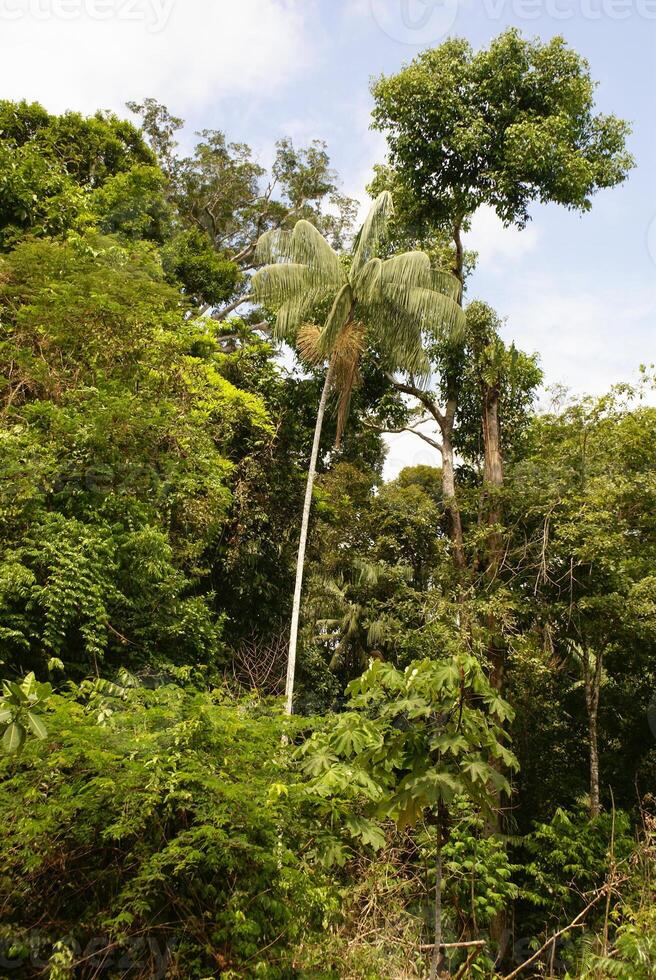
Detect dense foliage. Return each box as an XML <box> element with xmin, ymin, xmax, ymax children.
<box><xmin>0</xmin><ymin>29</ymin><xmax>653</xmax><ymax>980</ymax></box>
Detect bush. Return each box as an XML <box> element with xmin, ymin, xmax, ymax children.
<box><xmin>0</xmin><ymin>686</ymin><xmax>335</xmax><ymax>978</ymax></box>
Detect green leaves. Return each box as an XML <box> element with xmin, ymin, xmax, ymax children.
<box><xmin>0</xmin><ymin>671</ymin><xmax>51</xmax><ymax>754</ymax></box>
<box><xmin>253</xmin><ymin>191</ymin><xmax>464</xmax><ymax>389</ymax></box>
<box><xmin>301</xmin><ymin>744</ymin><xmax>339</xmax><ymax>778</ymax></box>
<box><xmin>25</xmin><ymin>711</ymin><xmax>48</xmax><ymax>740</ymax></box>
<box><xmin>301</xmin><ymin>652</ymin><xmax>518</xmax><ymax>853</ymax></box>
<box><xmin>2</xmin><ymin>721</ymin><xmax>25</xmax><ymax>753</ymax></box>
<box><xmin>252</xmin><ymin>221</ymin><xmax>346</xmax><ymax>342</ymax></box>
<box><xmin>331</xmin><ymin>716</ymin><xmax>379</xmax><ymax>758</ymax></box>
<box><xmin>344</xmin><ymin>815</ymin><xmax>386</xmax><ymax>851</ymax></box>
<box><xmin>371</xmin><ymin>29</ymin><xmax>633</xmax><ymax>231</ymax></box>
<box><xmin>351</xmin><ymin>190</ymin><xmax>394</xmax><ymax>278</ymax></box>
<box><xmin>0</xmin><ymin>684</ymin><xmax>343</xmax><ymax>977</ymax></box>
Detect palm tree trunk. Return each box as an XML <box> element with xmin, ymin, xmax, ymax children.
<box><xmin>285</xmin><ymin>363</ymin><xmax>334</xmax><ymax>715</ymax></box>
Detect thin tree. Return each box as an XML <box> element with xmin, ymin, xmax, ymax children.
<box><xmin>569</xmin><ymin>640</ymin><xmax>605</xmax><ymax>818</ymax></box>
<box><xmin>253</xmin><ymin>192</ymin><xmax>464</xmax><ymax>714</ymax></box>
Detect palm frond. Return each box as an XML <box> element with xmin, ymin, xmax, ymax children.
<box><xmin>252</xmin><ymin>263</ymin><xmax>331</xmax><ymax>304</ymax></box>
<box><xmin>367</xmin><ymin>620</ymin><xmax>387</xmax><ymax>647</ymax></box>
<box><xmin>379</xmin><ymin>251</ymin><xmax>432</xmax><ymax>289</ymax></box>
<box><xmin>353</xmin><ymin>250</ymin><xmax>463</xmax><ymax>374</ymax></box>
<box><xmin>430</xmin><ymin>268</ymin><xmax>463</xmax><ymax>304</ymax></box>
<box><xmin>317</xmin><ymin>282</ymin><xmax>353</xmax><ymax>355</ymax></box>
<box><xmin>351</xmin><ymin>191</ymin><xmax>394</xmax><ymax>278</ymax></box>
<box><xmin>360</xmin><ymin>296</ymin><xmax>430</xmax><ymax>377</ymax></box>
<box><xmin>252</xmin><ymin>264</ymin><xmax>335</xmax><ymax>340</ymax></box>
<box><xmin>379</xmin><ymin>252</ymin><xmax>462</xmax><ymax>305</ymax></box>
<box><xmin>290</xmin><ymin>220</ymin><xmax>345</xmax><ymax>283</ymax></box>
<box><xmin>352</xmin><ymin>256</ymin><xmax>383</xmax><ymax>302</ymax></box>
<box><xmin>381</xmin><ymin>283</ymin><xmax>466</xmax><ymax>341</ymax></box>
<box><xmin>254</xmin><ymin>228</ymin><xmax>293</xmax><ymax>265</ymax></box>
<box><xmin>354</xmin><ymin>560</ymin><xmax>384</xmax><ymax>585</ymax></box>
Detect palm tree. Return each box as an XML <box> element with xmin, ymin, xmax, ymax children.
<box><xmin>252</xmin><ymin>192</ymin><xmax>464</xmax><ymax>714</ymax></box>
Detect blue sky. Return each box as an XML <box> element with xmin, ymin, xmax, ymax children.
<box><xmin>1</xmin><ymin>0</ymin><xmax>654</xmax><ymax>474</ymax></box>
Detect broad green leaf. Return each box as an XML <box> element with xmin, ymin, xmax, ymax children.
<box><xmin>3</xmin><ymin>721</ymin><xmax>25</xmax><ymax>753</ymax></box>
<box><xmin>345</xmin><ymin>816</ymin><xmax>386</xmax><ymax>850</ymax></box>
<box><xmin>3</xmin><ymin>681</ymin><xmax>25</xmax><ymax>705</ymax></box>
<box><xmin>462</xmin><ymin>760</ymin><xmax>493</xmax><ymax>784</ymax></box>
<box><xmin>302</xmin><ymin>745</ymin><xmax>339</xmax><ymax>777</ymax></box>
<box><xmin>26</xmin><ymin>712</ymin><xmax>48</xmax><ymax>741</ymax></box>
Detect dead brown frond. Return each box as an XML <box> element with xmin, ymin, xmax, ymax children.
<box><xmin>297</xmin><ymin>322</ymin><xmax>323</xmax><ymax>366</ymax></box>
<box><xmin>296</xmin><ymin>320</ymin><xmax>366</xmax><ymax>449</ymax></box>
<box><xmin>330</xmin><ymin>320</ymin><xmax>365</xmax><ymax>449</ymax></box>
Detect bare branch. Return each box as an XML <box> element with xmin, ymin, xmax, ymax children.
<box><xmin>501</xmin><ymin>880</ymin><xmax>627</xmax><ymax>980</ymax></box>
<box><xmin>418</xmin><ymin>940</ymin><xmax>486</xmax><ymax>951</ymax></box>
<box><xmin>386</xmin><ymin>373</ymin><xmax>446</xmax><ymax>429</ymax></box>
<box><xmin>231</xmin><ymin>631</ymin><xmax>288</xmax><ymax>696</ymax></box>
<box><xmin>212</xmin><ymin>293</ymin><xmax>254</xmax><ymax>322</ymax></box>
<box><xmin>363</xmin><ymin>418</ymin><xmax>443</xmax><ymax>454</ymax></box>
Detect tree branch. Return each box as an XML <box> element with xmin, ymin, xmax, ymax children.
<box><xmin>419</xmin><ymin>940</ymin><xmax>486</xmax><ymax>951</ymax></box>
<box><xmin>233</xmin><ymin>242</ymin><xmax>257</xmax><ymax>265</ymax></box>
<box><xmin>501</xmin><ymin>882</ymin><xmax>625</xmax><ymax>980</ymax></box>
<box><xmin>363</xmin><ymin>418</ymin><xmax>443</xmax><ymax>454</ymax></box>
<box><xmin>386</xmin><ymin>373</ymin><xmax>446</xmax><ymax>428</ymax></box>
<box><xmin>212</xmin><ymin>293</ymin><xmax>254</xmax><ymax>321</ymax></box>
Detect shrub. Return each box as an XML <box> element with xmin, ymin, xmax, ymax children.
<box><xmin>0</xmin><ymin>686</ymin><xmax>335</xmax><ymax>978</ymax></box>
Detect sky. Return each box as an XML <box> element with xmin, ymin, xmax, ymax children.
<box><xmin>0</xmin><ymin>0</ymin><xmax>654</xmax><ymax>477</ymax></box>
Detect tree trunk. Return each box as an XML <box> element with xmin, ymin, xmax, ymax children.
<box><xmin>583</xmin><ymin>648</ymin><xmax>603</xmax><ymax>818</ymax></box>
<box><xmin>482</xmin><ymin>384</ymin><xmax>504</xmax><ymax>565</ymax></box>
<box><xmin>284</xmin><ymin>364</ymin><xmax>333</xmax><ymax>715</ymax></box>
<box><xmin>589</xmin><ymin>704</ymin><xmax>600</xmax><ymax>819</ymax></box>
<box><xmin>441</xmin><ymin>429</ymin><xmax>467</xmax><ymax>574</ymax></box>
<box><xmin>442</xmin><ymin>220</ymin><xmax>467</xmax><ymax>578</ymax></box>
<box><xmin>430</xmin><ymin>820</ymin><xmax>444</xmax><ymax>980</ymax></box>
<box><xmin>482</xmin><ymin>384</ymin><xmax>505</xmax><ymax>692</ymax></box>
<box><xmin>481</xmin><ymin>382</ymin><xmax>507</xmax><ymax>952</ymax></box>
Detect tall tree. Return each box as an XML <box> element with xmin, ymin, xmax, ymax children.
<box><xmin>127</xmin><ymin>99</ymin><xmax>358</xmax><ymax>318</ymax></box>
<box><xmin>252</xmin><ymin>192</ymin><xmax>465</xmax><ymax>713</ymax></box>
<box><xmin>370</xmin><ymin>28</ymin><xmax>633</xmax><ymax>683</ymax></box>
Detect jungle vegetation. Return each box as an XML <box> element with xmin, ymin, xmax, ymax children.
<box><xmin>0</xmin><ymin>29</ymin><xmax>654</xmax><ymax>980</ymax></box>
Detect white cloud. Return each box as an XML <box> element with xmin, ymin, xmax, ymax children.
<box><xmin>466</xmin><ymin>204</ymin><xmax>540</xmax><ymax>270</ymax></box>
<box><xmin>383</xmin><ymin>424</ymin><xmax>442</xmax><ymax>481</ymax></box>
<box><xmin>382</xmin><ymin>276</ymin><xmax>656</xmax><ymax>480</ymax></box>
<box><xmin>501</xmin><ymin>276</ymin><xmax>656</xmax><ymax>395</ymax></box>
<box><xmin>0</xmin><ymin>0</ymin><xmax>314</xmax><ymax>115</ymax></box>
